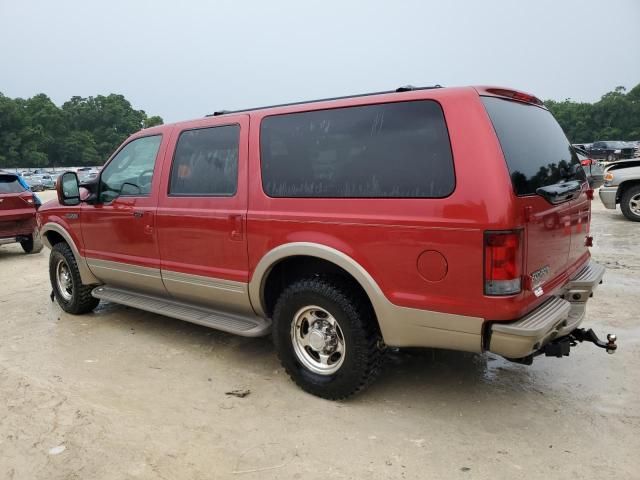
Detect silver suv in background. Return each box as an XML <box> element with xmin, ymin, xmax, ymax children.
<box><xmin>599</xmin><ymin>160</ymin><xmax>640</xmax><ymax>221</ymax></box>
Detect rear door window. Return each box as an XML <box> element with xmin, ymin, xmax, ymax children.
<box><xmin>260</xmin><ymin>100</ymin><xmax>455</xmax><ymax>198</ymax></box>
<box><xmin>482</xmin><ymin>97</ymin><xmax>586</xmax><ymax>196</ymax></box>
<box><xmin>169</xmin><ymin>125</ymin><xmax>240</xmax><ymax>196</ymax></box>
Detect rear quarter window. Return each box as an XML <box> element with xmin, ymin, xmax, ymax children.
<box><xmin>260</xmin><ymin>100</ymin><xmax>455</xmax><ymax>198</ymax></box>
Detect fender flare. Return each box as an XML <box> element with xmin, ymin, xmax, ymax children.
<box><xmin>249</xmin><ymin>242</ymin><xmax>386</xmax><ymax>320</ymax></box>
<box><xmin>41</xmin><ymin>222</ymin><xmax>100</xmax><ymax>285</ymax></box>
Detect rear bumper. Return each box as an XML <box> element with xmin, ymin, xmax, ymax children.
<box><xmin>488</xmin><ymin>260</ymin><xmax>605</xmax><ymax>359</ymax></box>
<box><xmin>599</xmin><ymin>186</ymin><xmax>618</xmax><ymax>209</ymax></box>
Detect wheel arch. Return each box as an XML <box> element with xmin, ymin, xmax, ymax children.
<box><xmin>249</xmin><ymin>243</ymin><xmax>385</xmax><ymax>324</ymax></box>
<box><xmin>41</xmin><ymin>222</ymin><xmax>100</xmax><ymax>285</ymax></box>
<box><xmin>617</xmin><ymin>178</ymin><xmax>640</xmax><ymax>202</ymax></box>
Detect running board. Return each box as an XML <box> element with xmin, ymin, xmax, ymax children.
<box><xmin>92</xmin><ymin>286</ymin><xmax>271</xmax><ymax>337</ymax></box>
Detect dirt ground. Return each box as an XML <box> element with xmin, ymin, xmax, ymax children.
<box><xmin>1</xmin><ymin>190</ymin><xmax>639</xmax><ymax>480</ymax></box>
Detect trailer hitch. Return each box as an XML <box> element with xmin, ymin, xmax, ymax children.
<box><xmin>541</xmin><ymin>328</ymin><xmax>617</xmax><ymax>358</ymax></box>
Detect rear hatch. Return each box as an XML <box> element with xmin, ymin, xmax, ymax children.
<box><xmin>0</xmin><ymin>174</ymin><xmax>36</xmax><ymax>220</ymax></box>
<box><xmin>482</xmin><ymin>96</ymin><xmax>589</xmax><ymax>292</ymax></box>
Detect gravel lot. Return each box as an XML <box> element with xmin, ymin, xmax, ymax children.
<box><xmin>1</xmin><ymin>190</ymin><xmax>639</xmax><ymax>479</ymax></box>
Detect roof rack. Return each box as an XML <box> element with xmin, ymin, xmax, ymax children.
<box><xmin>207</xmin><ymin>84</ymin><xmax>443</xmax><ymax>117</ymax></box>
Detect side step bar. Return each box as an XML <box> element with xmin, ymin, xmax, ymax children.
<box><xmin>92</xmin><ymin>286</ymin><xmax>271</xmax><ymax>337</ymax></box>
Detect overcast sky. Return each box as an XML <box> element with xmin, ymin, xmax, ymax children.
<box><xmin>1</xmin><ymin>0</ymin><xmax>639</xmax><ymax>123</ymax></box>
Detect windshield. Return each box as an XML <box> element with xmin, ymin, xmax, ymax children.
<box><xmin>482</xmin><ymin>97</ymin><xmax>586</xmax><ymax>196</ymax></box>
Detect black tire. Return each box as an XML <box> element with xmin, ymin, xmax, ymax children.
<box><xmin>620</xmin><ymin>184</ymin><xmax>640</xmax><ymax>222</ymax></box>
<box><xmin>49</xmin><ymin>242</ymin><xmax>100</xmax><ymax>314</ymax></box>
<box><xmin>20</xmin><ymin>229</ymin><xmax>43</xmax><ymax>254</ymax></box>
<box><xmin>272</xmin><ymin>276</ymin><xmax>383</xmax><ymax>400</ymax></box>
<box><xmin>607</xmin><ymin>153</ymin><xmax>616</xmax><ymax>162</ymax></box>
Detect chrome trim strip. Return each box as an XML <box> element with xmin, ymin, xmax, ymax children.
<box><xmin>162</xmin><ymin>270</ymin><xmax>245</xmax><ymax>293</ymax></box>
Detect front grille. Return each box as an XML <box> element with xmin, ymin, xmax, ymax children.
<box><xmin>0</xmin><ymin>218</ymin><xmax>35</xmax><ymax>238</ymax></box>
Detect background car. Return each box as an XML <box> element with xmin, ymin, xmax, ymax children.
<box><xmin>0</xmin><ymin>171</ymin><xmax>43</xmax><ymax>253</ymax></box>
<box><xmin>599</xmin><ymin>159</ymin><xmax>640</xmax><ymax>221</ymax></box>
<box><xmin>33</xmin><ymin>174</ymin><xmax>55</xmax><ymax>189</ymax></box>
<box><xmin>25</xmin><ymin>177</ymin><xmax>45</xmax><ymax>192</ymax></box>
<box><xmin>589</xmin><ymin>141</ymin><xmax>636</xmax><ymax>162</ymax></box>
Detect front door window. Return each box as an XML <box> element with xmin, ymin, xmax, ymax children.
<box><xmin>99</xmin><ymin>135</ymin><xmax>162</xmax><ymax>203</ymax></box>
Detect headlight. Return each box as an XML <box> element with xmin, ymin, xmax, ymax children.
<box><xmin>614</xmin><ymin>149</ymin><xmax>622</xmax><ymax>154</ymax></box>
<box><xmin>604</xmin><ymin>172</ymin><xmax>614</xmax><ymax>182</ymax></box>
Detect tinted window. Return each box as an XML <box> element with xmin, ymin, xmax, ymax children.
<box><xmin>0</xmin><ymin>175</ymin><xmax>26</xmax><ymax>194</ymax></box>
<box><xmin>260</xmin><ymin>101</ymin><xmax>455</xmax><ymax>198</ymax></box>
<box><xmin>482</xmin><ymin>97</ymin><xmax>586</xmax><ymax>196</ymax></box>
<box><xmin>170</xmin><ymin>125</ymin><xmax>239</xmax><ymax>196</ymax></box>
<box><xmin>99</xmin><ymin>135</ymin><xmax>162</xmax><ymax>203</ymax></box>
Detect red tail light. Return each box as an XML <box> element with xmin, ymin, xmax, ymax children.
<box><xmin>484</xmin><ymin>230</ymin><xmax>523</xmax><ymax>295</ymax></box>
<box><xmin>580</xmin><ymin>158</ymin><xmax>594</xmax><ymax>166</ymax></box>
<box><xmin>19</xmin><ymin>192</ymin><xmax>35</xmax><ymax>206</ymax></box>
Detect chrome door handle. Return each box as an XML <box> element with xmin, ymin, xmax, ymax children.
<box><xmin>133</xmin><ymin>211</ymin><xmax>144</xmax><ymax>218</ymax></box>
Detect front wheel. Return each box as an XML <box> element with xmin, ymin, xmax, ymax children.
<box><xmin>272</xmin><ymin>277</ymin><xmax>383</xmax><ymax>399</ymax></box>
<box><xmin>606</xmin><ymin>153</ymin><xmax>617</xmax><ymax>162</ymax></box>
<box><xmin>620</xmin><ymin>185</ymin><xmax>640</xmax><ymax>222</ymax></box>
<box><xmin>49</xmin><ymin>243</ymin><xmax>100</xmax><ymax>314</ymax></box>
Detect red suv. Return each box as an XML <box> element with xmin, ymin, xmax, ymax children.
<box><xmin>38</xmin><ymin>86</ymin><xmax>614</xmax><ymax>399</ymax></box>
<box><xmin>0</xmin><ymin>171</ymin><xmax>43</xmax><ymax>254</ymax></box>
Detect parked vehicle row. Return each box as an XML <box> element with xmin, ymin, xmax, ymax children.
<box><xmin>37</xmin><ymin>85</ymin><xmax>614</xmax><ymax>399</ymax></box>
<box><xmin>573</xmin><ymin>141</ymin><xmax>639</xmax><ymax>162</ymax></box>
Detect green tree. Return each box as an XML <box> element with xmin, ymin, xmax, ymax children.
<box><xmin>546</xmin><ymin>83</ymin><xmax>640</xmax><ymax>142</ymax></box>
<box><xmin>0</xmin><ymin>91</ymin><xmax>163</xmax><ymax>169</ymax></box>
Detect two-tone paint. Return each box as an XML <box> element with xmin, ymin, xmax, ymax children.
<box><xmin>38</xmin><ymin>86</ymin><xmax>595</xmax><ymax>353</ymax></box>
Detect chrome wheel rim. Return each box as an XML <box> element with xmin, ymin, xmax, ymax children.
<box><xmin>290</xmin><ymin>305</ymin><xmax>346</xmax><ymax>375</ymax></box>
<box><xmin>56</xmin><ymin>259</ymin><xmax>73</xmax><ymax>301</ymax></box>
<box><xmin>630</xmin><ymin>193</ymin><xmax>640</xmax><ymax>216</ymax></box>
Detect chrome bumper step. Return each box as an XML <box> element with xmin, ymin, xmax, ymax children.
<box><xmin>491</xmin><ymin>297</ymin><xmax>571</xmax><ymax>337</ymax></box>
<box><xmin>92</xmin><ymin>286</ymin><xmax>271</xmax><ymax>337</ymax></box>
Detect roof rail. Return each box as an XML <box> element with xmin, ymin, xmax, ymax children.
<box><xmin>206</xmin><ymin>85</ymin><xmax>443</xmax><ymax>117</ymax></box>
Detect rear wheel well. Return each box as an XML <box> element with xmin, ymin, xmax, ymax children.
<box><xmin>262</xmin><ymin>255</ymin><xmax>377</xmax><ymax>325</ymax></box>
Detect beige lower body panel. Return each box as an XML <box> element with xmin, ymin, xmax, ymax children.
<box><xmin>162</xmin><ymin>270</ymin><xmax>254</xmax><ymax>316</ymax></box>
<box><xmin>377</xmin><ymin>302</ymin><xmax>483</xmax><ymax>352</ymax></box>
<box><xmin>86</xmin><ymin>258</ymin><xmax>166</xmax><ymax>295</ymax></box>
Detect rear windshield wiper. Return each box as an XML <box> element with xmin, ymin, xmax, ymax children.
<box><xmin>536</xmin><ymin>180</ymin><xmax>582</xmax><ymax>205</ymax></box>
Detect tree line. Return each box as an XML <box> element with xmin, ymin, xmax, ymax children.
<box><xmin>0</xmin><ymin>92</ymin><xmax>163</xmax><ymax>169</ymax></box>
<box><xmin>545</xmin><ymin>83</ymin><xmax>640</xmax><ymax>144</ymax></box>
<box><xmin>1</xmin><ymin>83</ymin><xmax>638</xmax><ymax>169</ymax></box>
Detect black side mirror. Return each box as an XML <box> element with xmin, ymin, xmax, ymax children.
<box><xmin>57</xmin><ymin>171</ymin><xmax>81</xmax><ymax>206</ymax></box>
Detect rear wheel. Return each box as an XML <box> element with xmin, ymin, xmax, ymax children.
<box><xmin>607</xmin><ymin>153</ymin><xmax>616</xmax><ymax>162</ymax></box>
<box><xmin>20</xmin><ymin>229</ymin><xmax>43</xmax><ymax>254</ymax></box>
<box><xmin>620</xmin><ymin>185</ymin><xmax>640</xmax><ymax>222</ymax></box>
<box><xmin>49</xmin><ymin>242</ymin><xmax>100</xmax><ymax>314</ymax></box>
<box><xmin>272</xmin><ymin>276</ymin><xmax>383</xmax><ymax>399</ymax></box>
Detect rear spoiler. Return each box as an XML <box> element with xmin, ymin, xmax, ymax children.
<box><xmin>474</xmin><ymin>86</ymin><xmax>545</xmax><ymax>108</ymax></box>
